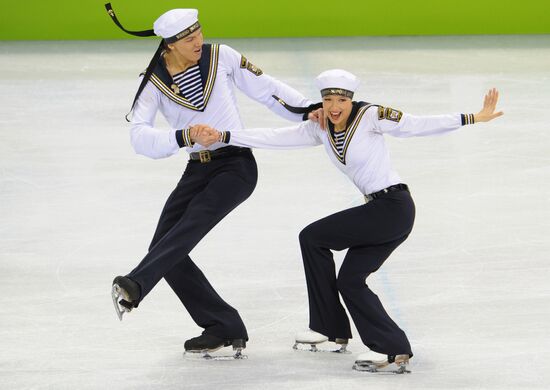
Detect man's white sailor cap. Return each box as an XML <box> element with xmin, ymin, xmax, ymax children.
<box><xmin>315</xmin><ymin>69</ymin><xmax>360</xmax><ymax>99</ymax></box>
<box><xmin>153</xmin><ymin>9</ymin><xmax>201</xmax><ymax>43</ymax></box>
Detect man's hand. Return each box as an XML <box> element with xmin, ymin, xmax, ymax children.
<box><xmin>190</xmin><ymin>124</ymin><xmax>220</xmax><ymax>147</ymax></box>
<box><xmin>308</xmin><ymin>108</ymin><xmax>327</xmax><ymax>130</ymax></box>
<box><xmin>474</xmin><ymin>88</ymin><xmax>503</xmax><ymax>123</ymax></box>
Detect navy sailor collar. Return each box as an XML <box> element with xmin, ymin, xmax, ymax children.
<box><xmin>148</xmin><ymin>43</ymin><xmax>220</xmax><ymax>111</ymax></box>
<box><xmin>326</xmin><ymin>101</ymin><xmax>374</xmax><ymax>165</ymax></box>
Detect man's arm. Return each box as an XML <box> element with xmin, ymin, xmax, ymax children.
<box><xmin>129</xmin><ymin>81</ymin><xmax>196</xmax><ymax>159</ymax></box>
<box><xmin>220</xmin><ymin>44</ymin><xmax>312</xmax><ymax>122</ymax></box>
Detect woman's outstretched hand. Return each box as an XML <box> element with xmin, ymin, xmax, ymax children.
<box><xmin>474</xmin><ymin>88</ymin><xmax>504</xmax><ymax>123</ymax></box>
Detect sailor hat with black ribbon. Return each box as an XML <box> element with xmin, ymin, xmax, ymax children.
<box><xmin>153</xmin><ymin>9</ymin><xmax>201</xmax><ymax>43</ymax></box>
<box><xmin>315</xmin><ymin>69</ymin><xmax>360</xmax><ymax>99</ymax></box>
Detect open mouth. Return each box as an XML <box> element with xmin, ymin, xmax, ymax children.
<box><xmin>329</xmin><ymin>111</ymin><xmax>342</xmax><ymax>122</ymax></box>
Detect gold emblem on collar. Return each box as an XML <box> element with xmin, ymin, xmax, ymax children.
<box><xmin>171</xmin><ymin>83</ymin><xmax>180</xmax><ymax>94</ymax></box>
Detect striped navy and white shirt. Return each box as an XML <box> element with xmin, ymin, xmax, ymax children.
<box><xmin>332</xmin><ymin>130</ymin><xmax>346</xmax><ymax>158</ymax></box>
<box><xmin>172</xmin><ymin>65</ymin><xmax>205</xmax><ymax>110</ymax></box>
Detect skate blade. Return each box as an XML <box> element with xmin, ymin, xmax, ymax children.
<box><xmin>111</xmin><ymin>284</ymin><xmax>131</xmax><ymax>321</ymax></box>
<box><xmin>183</xmin><ymin>348</ymin><xmax>248</xmax><ymax>361</ymax></box>
<box><xmin>353</xmin><ymin>361</ymin><xmax>411</xmax><ymax>374</ymax></box>
<box><xmin>293</xmin><ymin>342</ymin><xmax>350</xmax><ymax>354</ymax></box>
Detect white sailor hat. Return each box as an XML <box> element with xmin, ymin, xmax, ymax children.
<box><xmin>315</xmin><ymin>69</ymin><xmax>360</xmax><ymax>98</ymax></box>
<box><xmin>153</xmin><ymin>9</ymin><xmax>201</xmax><ymax>43</ymax></box>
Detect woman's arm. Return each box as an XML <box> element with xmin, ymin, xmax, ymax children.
<box><xmin>194</xmin><ymin>121</ymin><xmax>323</xmax><ymax>150</ymax></box>
<box><xmin>371</xmin><ymin>89</ymin><xmax>503</xmax><ymax>138</ymax></box>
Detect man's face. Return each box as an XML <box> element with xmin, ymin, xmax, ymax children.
<box><xmin>169</xmin><ymin>29</ymin><xmax>204</xmax><ymax>63</ymax></box>
<box><xmin>322</xmin><ymin>95</ymin><xmax>353</xmax><ymax>129</ymax></box>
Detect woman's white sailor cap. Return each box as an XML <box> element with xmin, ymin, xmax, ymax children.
<box><xmin>315</xmin><ymin>69</ymin><xmax>360</xmax><ymax>98</ymax></box>
<box><xmin>153</xmin><ymin>9</ymin><xmax>201</xmax><ymax>43</ymax></box>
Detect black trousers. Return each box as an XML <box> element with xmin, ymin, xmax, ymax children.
<box><xmin>298</xmin><ymin>188</ymin><xmax>415</xmax><ymax>356</ymax></box>
<box><xmin>127</xmin><ymin>150</ymin><xmax>257</xmax><ymax>340</ymax></box>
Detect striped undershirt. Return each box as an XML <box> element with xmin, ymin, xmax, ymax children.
<box><xmin>172</xmin><ymin>65</ymin><xmax>205</xmax><ymax>110</ymax></box>
<box><xmin>333</xmin><ymin>130</ymin><xmax>346</xmax><ymax>156</ymax></box>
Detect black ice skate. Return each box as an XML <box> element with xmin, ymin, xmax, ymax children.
<box><xmin>183</xmin><ymin>334</ymin><xmax>247</xmax><ymax>360</ymax></box>
<box><xmin>353</xmin><ymin>351</ymin><xmax>411</xmax><ymax>374</ymax></box>
<box><xmin>111</xmin><ymin>276</ymin><xmax>140</xmax><ymax>321</ymax></box>
<box><xmin>293</xmin><ymin>329</ymin><xmax>350</xmax><ymax>353</ymax></box>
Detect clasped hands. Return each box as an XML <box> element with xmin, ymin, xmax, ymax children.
<box><xmin>189</xmin><ymin>125</ymin><xmax>221</xmax><ymax>147</ymax></box>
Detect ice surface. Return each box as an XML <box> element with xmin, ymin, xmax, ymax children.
<box><xmin>1</xmin><ymin>35</ymin><xmax>549</xmax><ymax>389</ymax></box>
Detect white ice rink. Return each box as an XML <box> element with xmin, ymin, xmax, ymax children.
<box><xmin>1</xmin><ymin>35</ymin><xmax>549</xmax><ymax>389</ymax></box>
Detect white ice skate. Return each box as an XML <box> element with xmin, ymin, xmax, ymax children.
<box><xmin>353</xmin><ymin>350</ymin><xmax>411</xmax><ymax>374</ymax></box>
<box><xmin>293</xmin><ymin>330</ymin><xmax>350</xmax><ymax>353</ymax></box>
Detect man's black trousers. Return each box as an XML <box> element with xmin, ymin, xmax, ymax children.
<box><xmin>128</xmin><ymin>150</ymin><xmax>257</xmax><ymax>340</ymax></box>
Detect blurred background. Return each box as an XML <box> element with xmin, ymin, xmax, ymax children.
<box><xmin>1</xmin><ymin>0</ymin><xmax>549</xmax><ymax>40</ymax></box>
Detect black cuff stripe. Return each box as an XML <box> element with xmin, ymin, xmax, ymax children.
<box><xmin>177</xmin><ymin>128</ymin><xmax>194</xmax><ymax>147</ymax></box>
<box><xmin>175</xmin><ymin>130</ymin><xmax>185</xmax><ymax>148</ymax></box>
<box><xmin>223</xmin><ymin>131</ymin><xmax>231</xmax><ymax>144</ymax></box>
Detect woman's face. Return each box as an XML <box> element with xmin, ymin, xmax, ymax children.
<box><xmin>322</xmin><ymin>95</ymin><xmax>353</xmax><ymax>129</ymax></box>
<box><xmin>168</xmin><ymin>29</ymin><xmax>204</xmax><ymax>64</ymax></box>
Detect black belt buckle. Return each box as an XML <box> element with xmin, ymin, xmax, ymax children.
<box><xmin>364</xmin><ymin>188</ymin><xmax>388</xmax><ymax>203</ymax></box>
<box><xmin>364</xmin><ymin>184</ymin><xmax>408</xmax><ymax>204</ymax></box>
<box><xmin>199</xmin><ymin>150</ymin><xmax>211</xmax><ymax>163</ymax></box>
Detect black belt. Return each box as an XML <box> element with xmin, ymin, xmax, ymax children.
<box><xmin>189</xmin><ymin>146</ymin><xmax>251</xmax><ymax>163</ymax></box>
<box><xmin>364</xmin><ymin>184</ymin><xmax>409</xmax><ymax>203</ymax></box>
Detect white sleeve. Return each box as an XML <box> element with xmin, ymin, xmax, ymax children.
<box><xmin>220</xmin><ymin>44</ymin><xmax>312</xmax><ymax>122</ymax></box>
<box><xmin>129</xmin><ymin>80</ymin><xmax>181</xmax><ymax>159</ymax></box>
<box><xmin>367</xmin><ymin>105</ymin><xmax>467</xmax><ymax>138</ymax></box>
<box><xmin>224</xmin><ymin>121</ymin><xmax>323</xmax><ymax>150</ymax></box>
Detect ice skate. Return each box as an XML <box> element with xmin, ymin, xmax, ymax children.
<box><xmin>111</xmin><ymin>276</ymin><xmax>140</xmax><ymax>321</ymax></box>
<box><xmin>183</xmin><ymin>334</ymin><xmax>247</xmax><ymax>360</ymax></box>
<box><xmin>353</xmin><ymin>350</ymin><xmax>411</xmax><ymax>374</ymax></box>
<box><xmin>293</xmin><ymin>329</ymin><xmax>350</xmax><ymax>353</ymax></box>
